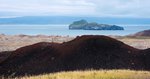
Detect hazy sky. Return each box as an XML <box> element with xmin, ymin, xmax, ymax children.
<box><xmin>0</xmin><ymin>0</ymin><xmax>150</xmax><ymax>18</ymax></box>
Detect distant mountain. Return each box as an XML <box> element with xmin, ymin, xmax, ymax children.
<box><xmin>131</xmin><ymin>29</ymin><xmax>150</xmax><ymax>36</ymax></box>
<box><xmin>69</xmin><ymin>20</ymin><xmax>124</xmax><ymax>30</ymax></box>
<box><xmin>0</xmin><ymin>16</ymin><xmax>150</xmax><ymax>24</ymax></box>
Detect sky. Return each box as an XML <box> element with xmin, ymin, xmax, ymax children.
<box><xmin>0</xmin><ymin>0</ymin><xmax>150</xmax><ymax>18</ymax></box>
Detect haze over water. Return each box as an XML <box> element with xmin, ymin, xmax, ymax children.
<box><xmin>0</xmin><ymin>24</ymin><xmax>149</xmax><ymax>36</ymax></box>
<box><xmin>0</xmin><ymin>0</ymin><xmax>150</xmax><ymax>36</ymax></box>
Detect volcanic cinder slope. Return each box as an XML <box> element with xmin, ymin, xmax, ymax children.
<box><xmin>0</xmin><ymin>35</ymin><xmax>150</xmax><ymax>76</ymax></box>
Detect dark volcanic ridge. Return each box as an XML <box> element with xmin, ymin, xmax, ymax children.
<box><xmin>0</xmin><ymin>35</ymin><xmax>150</xmax><ymax>76</ymax></box>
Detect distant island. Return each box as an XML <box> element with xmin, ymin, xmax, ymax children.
<box><xmin>69</xmin><ymin>20</ymin><xmax>124</xmax><ymax>30</ymax></box>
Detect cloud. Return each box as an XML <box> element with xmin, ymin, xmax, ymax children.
<box><xmin>0</xmin><ymin>0</ymin><xmax>150</xmax><ymax>18</ymax></box>
<box><xmin>86</xmin><ymin>0</ymin><xmax>148</xmax><ymax>17</ymax></box>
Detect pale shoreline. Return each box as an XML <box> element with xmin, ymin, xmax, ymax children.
<box><xmin>0</xmin><ymin>34</ymin><xmax>150</xmax><ymax>52</ymax></box>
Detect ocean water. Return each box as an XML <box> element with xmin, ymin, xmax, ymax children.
<box><xmin>0</xmin><ymin>24</ymin><xmax>150</xmax><ymax>36</ymax></box>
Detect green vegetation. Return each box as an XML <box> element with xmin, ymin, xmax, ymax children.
<box><xmin>9</xmin><ymin>70</ymin><xmax>150</xmax><ymax>79</ymax></box>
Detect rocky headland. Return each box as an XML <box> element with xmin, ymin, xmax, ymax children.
<box><xmin>69</xmin><ymin>20</ymin><xmax>124</xmax><ymax>30</ymax></box>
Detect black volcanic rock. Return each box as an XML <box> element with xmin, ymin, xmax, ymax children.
<box><xmin>69</xmin><ymin>20</ymin><xmax>124</xmax><ymax>30</ymax></box>
<box><xmin>0</xmin><ymin>35</ymin><xmax>149</xmax><ymax>76</ymax></box>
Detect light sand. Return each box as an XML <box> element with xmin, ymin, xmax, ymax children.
<box><xmin>0</xmin><ymin>34</ymin><xmax>74</xmax><ymax>51</ymax></box>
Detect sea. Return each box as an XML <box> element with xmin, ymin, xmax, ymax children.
<box><xmin>0</xmin><ymin>24</ymin><xmax>150</xmax><ymax>37</ymax></box>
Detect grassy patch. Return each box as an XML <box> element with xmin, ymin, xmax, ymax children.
<box><xmin>11</xmin><ymin>70</ymin><xmax>150</xmax><ymax>79</ymax></box>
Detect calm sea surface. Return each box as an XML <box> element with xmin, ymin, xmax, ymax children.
<box><xmin>0</xmin><ymin>24</ymin><xmax>150</xmax><ymax>36</ymax></box>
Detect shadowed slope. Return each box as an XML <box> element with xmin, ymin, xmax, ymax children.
<box><xmin>0</xmin><ymin>51</ymin><xmax>11</xmax><ymax>63</ymax></box>
<box><xmin>139</xmin><ymin>48</ymin><xmax>150</xmax><ymax>70</ymax></box>
<box><xmin>0</xmin><ymin>35</ymin><xmax>149</xmax><ymax>76</ymax></box>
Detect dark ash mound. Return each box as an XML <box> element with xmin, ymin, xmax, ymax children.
<box><xmin>0</xmin><ymin>35</ymin><xmax>150</xmax><ymax>76</ymax></box>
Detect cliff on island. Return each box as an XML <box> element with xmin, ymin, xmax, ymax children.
<box><xmin>69</xmin><ymin>20</ymin><xmax>124</xmax><ymax>30</ymax></box>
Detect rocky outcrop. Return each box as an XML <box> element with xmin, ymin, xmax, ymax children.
<box><xmin>69</xmin><ymin>20</ymin><xmax>124</xmax><ymax>30</ymax></box>
<box><xmin>0</xmin><ymin>35</ymin><xmax>149</xmax><ymax>76</ymax></box>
